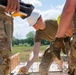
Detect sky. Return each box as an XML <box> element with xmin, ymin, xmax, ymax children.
<box><xmin>13</xmin><ymin>0</ymin><xmax>66</xmax><ymax>39</ymax></box>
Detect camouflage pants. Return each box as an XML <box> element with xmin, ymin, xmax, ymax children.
<box><xmin>0</xmin><ymin>10</ymin><xmax>13</xmax><ymax>75</ymax></box>
<box><xmin>39</xmin><ymin>41</ymin><xmax>70</xmax><ymax>75</ymax></box>
<box><xmin>68</xmin><ymin>34</ymin><xmax>76</xmax><ymax>75</ymax></box>
<box><xmin>39</xmin><ymin>45</ymin><xmax>56</xmax><ymax>75</ymax></box>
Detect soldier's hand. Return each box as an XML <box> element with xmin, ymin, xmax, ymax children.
<box><xmin>5</xmin><ymin>0</ymin><xmax>20</xmax><ymax>13</ymax></box>
<box><xmin>53</xmin><ymin>37</ymin><xmax>65</xmax><ymax>60</ymax></box>
<box><xmin>18</xmin><ymin>66</ymin><xmax>29</xmax><ymax>74</ymax></box>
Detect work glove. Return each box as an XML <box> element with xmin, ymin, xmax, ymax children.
<box><xmin>18</xmin><ymin>68</ymin><xmax>30</xmax><ymax>75</ymax></box>
<box><xmin>53</xmin><ymin>37</ymin><xmax>65</xmax><ymax>60</ymax></box>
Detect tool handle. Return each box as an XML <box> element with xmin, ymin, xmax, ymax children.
<box><xmin>0</xmin><ymin>0</ymin><xmax>34</xmax><ymax>19</ymax></box>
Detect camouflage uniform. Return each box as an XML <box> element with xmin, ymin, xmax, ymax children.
<box><xmin>68</xmin><ymin>34</ymin><xmax>76</xmax><ymax>75</ymax></box>
<box><xmin>39</xmin><ymin>44</ymin><xmax>56</xmax><ymax>75</ymax></box>
<box><xmin>39</xmin><ymin>35</ymin><xmax>71</xmax><ymax>75</ymax></box>
<box><xmin>38</xmin><ymin>25</ymin><xmax>71</xmax><ymax>75</ymax></box>
<box><xmin>68</xmin><ymin>12</ymin><xmax>76</xmax><ymax>75</ymax></box>
<box><xmin>0</xmin><ymin>7</ymin><xmax>13</xmax><ymax>75</ymax></box>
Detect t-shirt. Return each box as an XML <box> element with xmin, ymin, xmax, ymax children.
<box><xmin>35</xmin><ymin>20</ymin><xmax>58</xmax><ymax>42</ymax></box>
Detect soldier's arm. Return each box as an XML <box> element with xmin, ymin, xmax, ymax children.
<box><xmin>56</xmin><ymin>0</ymin><xmax>75</xmax><ymax>37</ymax></box>
<box><xmin>53</xmin><ymin>0</ymin><xmax>76</xmax><ymax>59</ymax></box>
<box><xmin>20</xmin><ymin>42</ymin><xmax>41</xmax><ymax>73</ymax></box>
<box><xmin>26</xmin><ymin>42</ymin><xmax>41</xmax><ymax>68</ymax></box>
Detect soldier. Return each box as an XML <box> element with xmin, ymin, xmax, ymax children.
<box><xmin>52</xmin><ymin>0</ymin><xmax>76</xmax><ymax>75</ymax></box>
<box><xmin>19</xmin><ymin>11</ymin><xmax>73</xmax><ymax>75</ymax></box>
<box><xmin>68</xmin><ymin>12</ymin><xmax>76</xmax><ymax>75</ymax></box>
<box><xmin>0</xmin><ymin>0</ymin><xmax>20</xmax><ymax>75</ymax></box>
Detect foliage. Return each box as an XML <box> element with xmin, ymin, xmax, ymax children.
<box><xmin>12</xmin><ymin>31</ymin><xmax>50</xmax><ymax>46</ymax></box>
<box><xmin>41</xmin><ymin>40</ymin><xmax>50</xmax><ymax>45</ymax></box>
<box><xmin>12</xmin><ymin>37</ymin><xmax>19</xmax><ymax>46</ymax></box>
<box><xmin>26</xmin><ymin>31</ymin><xmax>35</xmax><ymax>46</ymax></box>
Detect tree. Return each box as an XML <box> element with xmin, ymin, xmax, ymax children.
<box><xmin>26</xmin><ymin>31</ymin><xmax>35</xmax><ymax>46</ymax></box>
<box><xmin>41</xmin><ymin>40</ymin><xmax>50</xmax><ymax>45</ymax></box>
<box><xmin>12</xmin><ymin>36</ymin><xmax>16</xmax><ymax>46</ymax></box>
<box><xmin>12</xmin><ymin>36</ymin><xmax>19</xmax><ymax>46</ymax></box>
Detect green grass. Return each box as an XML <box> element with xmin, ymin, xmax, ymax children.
<box><xmin>12</xmin><ymin>45</ymin><xmax>49</xmax><ymax>62</ymax></box>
